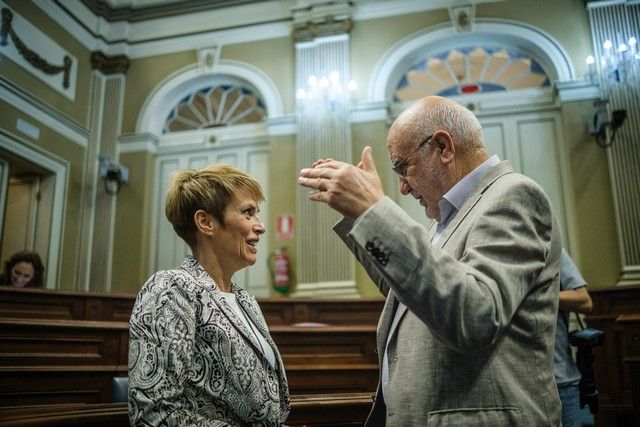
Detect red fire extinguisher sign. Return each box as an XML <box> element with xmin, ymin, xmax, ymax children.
<box><xmin>276</xmin><ymin>213</ymin><xmax>294</xmax><ymax>240</ymax></box>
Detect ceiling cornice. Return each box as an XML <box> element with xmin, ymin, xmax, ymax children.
<box><xmin>34</xmin><ymin>0</ymin><xmax>506</xmax><ymax>60</ymax></box>
<box><xmin>80</xmin><ymin>0</ymin><xmax>266</xmax><ymax>22</ymax></box>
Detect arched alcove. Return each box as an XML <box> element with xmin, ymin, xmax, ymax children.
<box><xmin>137</xmin><ymin>59</ymin><xmax>284</xmax><ymax>135</ymax></box>
<box><xmin>368</xmin><ymin>19</ymin><xmax>576</xmax><ymax>102</ymax></box>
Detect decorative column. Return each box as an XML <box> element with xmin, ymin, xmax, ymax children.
<box><xmin>76</xmin><ymin>52</ymin><xmax>129</xmax><ymax>292</ymax></box>
<box><xmin>587</xmin><ymin>2</ymin><xmax>640</xmax><ymax>285</ymax></box>
<box><xmin>292</xmin><ymin>1</ymin><xmax>358</xmax><ymax>296</ymax></box>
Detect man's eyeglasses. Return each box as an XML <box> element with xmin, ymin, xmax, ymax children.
<box><xmin>391</xmin><ymin>134</ymin><xmax>433</xmax><ymax>177</ymax></box>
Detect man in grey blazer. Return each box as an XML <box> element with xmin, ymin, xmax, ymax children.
<box><xmin>298</xmin><ymin>96</ymin><xmax>562</xmax><ymax>425</ymax></box>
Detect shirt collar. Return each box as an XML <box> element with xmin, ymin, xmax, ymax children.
<box><xmin>438</xmin><ymin>154</ymin><xmax>500</xmax><ymax>226</ymax></box>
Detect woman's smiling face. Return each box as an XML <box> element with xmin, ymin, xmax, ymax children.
<box><xmin>216</xmin><ymin>190</ymin><xmax>265</xmax><ymax>272</ymax></box>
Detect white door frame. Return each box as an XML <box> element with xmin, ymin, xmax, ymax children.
<box><xmin>0</xmin><ymin>131</ymin><xmax>68</xmax><ymax>289</ymax></box>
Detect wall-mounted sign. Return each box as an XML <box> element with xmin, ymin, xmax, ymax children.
<box><xmin>275</xmin><ymin>213</ymin><xmax>294</xmax><ymax>241</ymax></box>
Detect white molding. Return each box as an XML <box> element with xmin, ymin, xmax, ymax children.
<box><xmin>266</xmin><ymin>115</ymin><xmax>297</xmax><ymax>136</ymax></box>
<box><xmin>0</xmin><ymin>78</ymin><xmax>89</xmax><ymax>148</ymax></box>
<box><xmin>555</xmin><ymin>79</ymin><xmax>602</xmax><ymax>102</ymax></box>
<box><xmin>125</xmin><ymin>22</ymin><xmax>291</xmax><ymax>59</ymax></box>
<box><xmin>350</xmin><ymin>101</ymin><xmax>389</xmax><ymax>123</ymax></box>
<box><xmin>619</xmin><ymin>265</ymin><xmax>640</xmax><ymax>286</ymax></box>
<box><xmin>369</xmin><ymin>19</ymin><xmax>577</xmax><ymax>102</ymax></box>
<box><xmin>35</xmin><ymin>0</ymin><xmax>292</xmax><ymax>58</ymax></box>
<box><xmin>292</xmin><ymin>280</ymin><xmax>359</xmax><ymax>297</ymax></box>
<box><xmin>35</xmin><ymin>1</ymin><xmax>506</xmax><ymax>60</ymax></box>
<box><xmin>137</xmin><ymin>60</ymin><xmax>283</xmax><ymax>134</ymax></box>
<box><xmin>0</xmin><ymin>130</ymin><xmax>68</xmax><ymax>290</ymax></box>
<box><xmin>353</xmin><ymin>0</ymin><xmax>503</xmax><ymax>21</ymax></box>
<box><xmin>118</xmin><ymin>132</ymin><xmax>159</xmax><ymax>154</ymax></box>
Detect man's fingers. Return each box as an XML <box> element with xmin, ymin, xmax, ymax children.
<box><xmin>300</xmin><ymin>165</ymin><xmax>338</xmax><ymax>179</ymax></box>
<box><xmin>298</xmin><ymin>175</ymin><xmax>329</xmax><ymax>191</ymax></box>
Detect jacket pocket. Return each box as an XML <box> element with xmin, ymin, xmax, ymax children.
<box><xmin>427</xmin><ymin>406</ymin><xmax>522</xmax><ymax>426</ymax></box>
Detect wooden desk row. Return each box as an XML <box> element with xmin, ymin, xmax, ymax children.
<box><xmin>0</xmin><ymin>393</ymin><xmax>373</xmax><ymax>426</ymax></box>
<box><xmin>0</xmin><ymin>286</ymin><xmax>385</xmax><ymax>325</ymax></box>
<box><xmin>585</xmin><ymin>284</ymin><xmax>640</xmax><ymax>427</ymax></box>
<box><xmin>0</xmin><ymin>317</ymin><xmax>379</xmax><ymax>406</ymax></box>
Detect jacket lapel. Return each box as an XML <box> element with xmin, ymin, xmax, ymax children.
<box><xmin>437</xmin><ymin>161</ymin><xmax>514</xmax><ymax>249</ymax></box>
<box><xmin>180</xmin><ymin>256</ymin><xmax>265</xmax><ymax>355</ymax></box>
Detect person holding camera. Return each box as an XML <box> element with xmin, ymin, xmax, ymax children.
<box><xmin>555</xmin><ymin>249</ymin><xmax>594</xmax><ymax>427</ymax></box>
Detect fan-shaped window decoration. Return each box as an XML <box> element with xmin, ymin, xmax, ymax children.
<box><xmin>163</xmin><ymin>84</ymin><xmax>267</xmax><ymax>133</ymax></box>
<box><xmin>394</xmin><ymin>46</ymin><xmax>550</xmax><ymax>102</ymax></box>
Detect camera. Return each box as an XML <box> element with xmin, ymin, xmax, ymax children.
<box><xmin>569</xmin><ymin>327</ymin><xmax>604</xmax><ymax>414</ymax></box>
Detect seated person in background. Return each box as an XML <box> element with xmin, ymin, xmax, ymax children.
<box><xmin>555</xmin><ymin>249</ymin><xmax>593</xmax><ymax>427</ymax></box>
<box><xmin>128</xmin><ymin>164</ymin><xmax>290</xmax><ymax>426</ymax></box>
<box><xmin>0</xmin><ymin>250</ymin><xmax>45</xmax><ymax>288</ymax></box>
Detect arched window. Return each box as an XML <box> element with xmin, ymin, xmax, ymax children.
<box><xmin>163</xmin><ymin>81</ymin><xmax>267</xmax><ymax>133</ymax></box>
<box><xmin>368</xmin><ymin>20</ymin><xmax>574</xmax><ymax>103</ymax></box>
<box><xmin>393</xmin><ymin>46</ymin><xmax>550</xmax><ymax>101</ymax></box>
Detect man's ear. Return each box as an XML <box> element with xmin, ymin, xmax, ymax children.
<box><xmin>194</xmin><ymin>210</ymin><xmax>217</xmax><ymax>236</ymax></box>
<box><xmin>434</xmin><ymin>130</ymin><xmax>455</xmax><ymax>163</ymax></box>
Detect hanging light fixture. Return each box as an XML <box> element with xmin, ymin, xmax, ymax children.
<box><xmin>586</xmin><ymin>35</ymin><xmax>639</xmax><ymax>87</ymax></box>
<box><xmin>296</xmin><ymin>70</ymin><xmax>357</xmax><ymax>111</ymax></box>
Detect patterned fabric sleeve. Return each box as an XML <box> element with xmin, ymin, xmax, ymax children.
<box><xmin>128</xmin><ymin>272</ymin><xmax>229</xmax><ymax>426</ymax></box>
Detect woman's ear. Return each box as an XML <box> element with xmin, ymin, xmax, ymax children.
<box><xmin>194</xmin><ymin>210</ymin><xmax>217</xmax><ymax>236</ymax></box>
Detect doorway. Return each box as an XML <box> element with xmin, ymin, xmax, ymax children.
<box><xmin>0</xmin><ymin>135</ymin><xmax>68</xmax><ymax>288</ymax></box>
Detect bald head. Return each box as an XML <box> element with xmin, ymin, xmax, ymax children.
<box><xmin>386</xmin><ymin>97</ymin><xmax>490</xmax><ymax>220</ymax></box>
<box><xmin>388</xmin><ymin>96</ymin><xmax>485</xmax><ymax>155</ymax></box>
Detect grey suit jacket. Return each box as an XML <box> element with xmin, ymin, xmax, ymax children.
<box><xmin>128</xmin><ymin>255</ymin><xmax>290</xmax><ymax>426</ymax></box>
<box><xmin>334</xmin><ymin>161</ymin><xmax>561</xmax><ymax>426</ymax></box>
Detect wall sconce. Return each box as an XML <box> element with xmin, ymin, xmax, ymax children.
<box><xmin>588</xmin><ymin>99</ymin><xmax>627</xmax><ymax>149</ymax></box>
<box><xmin>99</xmin><ymin>155</ymin><xmax>129</xmax><ymax>195</ymax></box>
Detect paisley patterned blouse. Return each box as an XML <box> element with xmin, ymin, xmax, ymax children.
<box><xmin>128</xmin><ymin>255</ymin><xmax>290</xmax><ymax>426</ymax></box>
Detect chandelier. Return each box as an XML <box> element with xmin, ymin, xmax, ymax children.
<box><xmin>586</xmin><ymin>35</ymin><xmax>639</xmax><ymax>87</ymax></box>
<box><xmin>296</xmin><ymin>71</ymin><xmax>357</xmax><ymax>111</ymax></box>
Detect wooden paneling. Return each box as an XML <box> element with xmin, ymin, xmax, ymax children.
<box><xmin>0</xmin><ymin>287</ymin><xmax>384</xmax><ymax>326</ymax></box>
<box><xmin>270</xmin><ymin>325</ymin><xmax>377</xmax><ymax>366</ymax></box>
<box><xmin>0</xmin><ymin>393</ymin><xmax>373</xmax><ymax>427</ymax></box>
<box><xmin>0</xmin><ymin>367</ymin><xmax>127</xmax><ymax>407</ymax></box>
<box><xmin>286</xmin><ymin>365</ymin><xmax>379</xmax><ymax>395</ymax></box>
<box><xmin>260</xmin><ymin>297</ymin><xmax>384</xmax><ymax>326</ymax></box>
<box><xmin>0</xmin><ymin>287</ymin><xmax>136</xmax><ymax>322</ymax></box>
<box><xmin>0</xmin><ymin>290</ymin><xmax>383</xmax><ymax>414</ymax></box>
<box><xmin>586</xmin><ymin>284</ymin><xmax>640</xmax><ymax>427</ymax></box>
<box><xmin>0</xmin><ymin>318</ymin><xmax>129</xmax><ymax>367</ymax></box>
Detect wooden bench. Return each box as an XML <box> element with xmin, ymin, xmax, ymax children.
<box><xmin>0</xmin><ymin>287</ymin><xmax>385</xmax><ymax>326</ymax></box>
<box><xmin>586</xmin><ymin>284</ymin><xmax>640</xmax><ymax>426</ymax></box>
<box><xmin>0</xmin><ymin>393</ymin><xmax>373</xmax><ymax>426</ymax></box>
<box><xmin>0</xmin><ymin>317</ymin><xmax>379</xmax><ymax>401</ymax></box>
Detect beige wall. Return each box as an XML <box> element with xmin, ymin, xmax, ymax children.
<box><xmin>559</xmin><ymin>103</ymin><xmax>621</xmax><ymax>285</ymax></box>
<box><xmin>111</xmin><ymin>151</ymin><xmax>155</xmax><ymax>291</ymax></box>
<box><xmin>121</xmin><ymin>51</ymin><xmax>197</xmax><ymax>134</ymax></box>
<box><xmin>221</xmin><ymin>37</ymin><xmax>295</xmax><ymax>115</ymax></box>
<box><xmin>0</xmin><ymin>0</ymin><xmax>623</xmax><ymax>294</ymax></box>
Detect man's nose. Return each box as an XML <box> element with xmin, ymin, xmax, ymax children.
<box><xmin>399</xmin><ymin>176</ymin><xmax>411</xmax><ymax>195</ymax></box>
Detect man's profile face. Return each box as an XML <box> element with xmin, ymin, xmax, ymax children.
<box><xmin>389</xmin><ymin>133</ymin><xmax>448</xmax><ymax>221</ymax></box>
